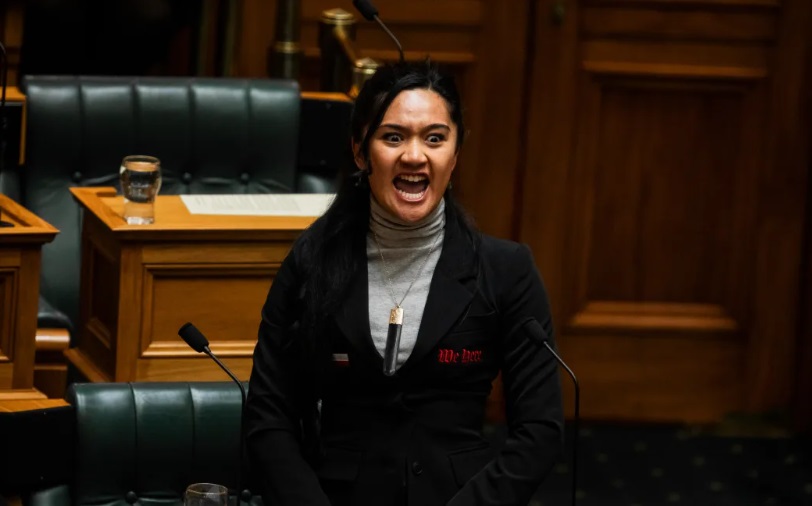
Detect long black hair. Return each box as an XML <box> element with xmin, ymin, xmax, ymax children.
<box><xmin>300</xmin><ymin>59</ymin><xmax>476</xmax><ymax>367</ymax></box>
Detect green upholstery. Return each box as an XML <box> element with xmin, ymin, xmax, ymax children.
<box><xmin>14</xmin><ymin>76</ymin><xmax>304</xmax><ymax>332</ymax></box>
<box><xmin>27</xmin><ymin>382</ymin><xmax>258</xmax><ymax>506</ymax></box>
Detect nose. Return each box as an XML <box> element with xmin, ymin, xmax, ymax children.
<box><xmin>401</xmin><ymin>138</ymin><xmax>427</xmax><ymax>165</ymax></box>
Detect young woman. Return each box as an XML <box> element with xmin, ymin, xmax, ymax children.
<box><xmin>245</xmin><ymin>60</ymin><xmax>563</xmax><ymax>506</ymax></box>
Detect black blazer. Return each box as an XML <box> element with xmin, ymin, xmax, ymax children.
<box><xmin>245</xmin><ymin>209</ymin><xmax>564</xmax><ymax>506</ymax></box>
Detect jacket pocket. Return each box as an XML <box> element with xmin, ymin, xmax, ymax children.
<box><xmin>447</xmin><ymin>444</ymin><xmax>494</xmax><ymax>487</ymax></box>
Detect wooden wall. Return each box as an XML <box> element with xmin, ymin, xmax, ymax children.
<box><xmin>235</xmin><ymin>0</ymin><xmax>812</xmax><ymax>425</ymax></box>
<box><xmin>2</xmin><ymin>0</ymin><xmax>811</xmax><ymax>427</ymax></box>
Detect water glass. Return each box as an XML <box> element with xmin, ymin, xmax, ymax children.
<box><xmin>120</xmin><ymin>155</ymin><xmax>162</xmax><ymax>224</ymax></box>
<box><xmin>183</xmin><ymin>483</ymin><xmax>229</xmax><ymax>506</ymax></box>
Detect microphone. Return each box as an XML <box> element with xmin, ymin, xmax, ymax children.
<box><xmin>524</xmin><ymin>318</ymin><xmax>580</xmax><ymax>506</ymax></box>
<box><xmin>178</xmin><ymin>322</ymin><xmax>249</xmax><ymax>502</ymax></box>
<box><xmin>0</xmin><ymin>41</ymin><xmax>13</xmax><ymax>228</ymax></box>
<box><xmin>352</xmin><ymin>0</ymin><xmax>404</xmax><ymax>62</ymax></box>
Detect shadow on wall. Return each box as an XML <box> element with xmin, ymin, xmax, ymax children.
<box><xmin>19</xmin><ymin>0</ymin><xmax>200</xmax><ymax>77</ymax></box>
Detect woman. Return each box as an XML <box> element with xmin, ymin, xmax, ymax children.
<box><xmin>245</xmin><ymin>60</ymin><xmax>563</xmax><ymax>506</ymax></box>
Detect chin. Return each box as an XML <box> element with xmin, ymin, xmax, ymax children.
<box><xmin>392</xmin><ymin>199</ymin><xmax>439</xmax><ymax>223</ymax></box>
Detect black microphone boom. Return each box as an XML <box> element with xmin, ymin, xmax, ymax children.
<box><xmin>525</xmin><ymin>318</ymin><xmax>580</xmax><ymax>506</ymax></box>
<box><xmin>543</xmin><ymin>340</ymin><xmax>579</xmax><ymax>506</ymax></box>
<box><xmin>352</xmin><ymin>0</ymin><xmax>404</xmax><ymax>62</ymax></box>
<box><xmin>178</xmin><ymin>322</ymin><xmax>249</xmax><ymax>501</ymax></box>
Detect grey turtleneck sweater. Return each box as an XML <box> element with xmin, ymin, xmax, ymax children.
<box><xmin>367</xmin><ymin>197</ymin><xmax>445</xmax><ymax>369</ymax></box>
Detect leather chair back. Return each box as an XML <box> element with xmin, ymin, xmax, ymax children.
<box><xmin>26</xmin><ymin>382</ymin><xmax>258</xmax><ymax>506</ymax></box>
<box><xmin>18</xmin><ymin>76</ymin><xmax>301</xmax><ymax>328</ymax></box>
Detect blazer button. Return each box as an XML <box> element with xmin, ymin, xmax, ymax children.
<box><xmin>411</xmin><ymin>461</ymin><xmax>423</xmax><ymax>476</ymax></box>
<box><xmin>182</xmin><ymin>172</ymin><xmax>193</xmax><ymax>183</ymax></box>
<box><xmin>125</xmin><ymin>491</ymin><xmax>138</xmax><ymax>504</ymax></box>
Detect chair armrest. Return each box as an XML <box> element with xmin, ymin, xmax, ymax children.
<box><xmin>26</xmin><ymin>485</ymin><xmax>70</xmax><ymax>506</ymax></box>
<box><xmin>37</xmin><ymin>297</ymin><xmax>73</xmax><ymax>334</ymax></box>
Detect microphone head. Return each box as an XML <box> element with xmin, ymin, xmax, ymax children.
<box><xmin>178</xmin><ymin>322</ymin><xmax>210</xmax><ymax>353</ymax></box>
<box><xmin>353</xmin><ymin>0</ymin><xmax>379</xmax><ymax>21</ymax></box>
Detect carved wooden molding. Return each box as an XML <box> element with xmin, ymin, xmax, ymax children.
<box><xmin>583</xmin><ymin>61</ymin><xmax>768</xmax><ymax>80</ymax></box>
<box><xmin>568</xmin><ymin>301</ymin><xmax>740</xmax><ymax>335</ymax></box>
<box><xmin>139</xmin><ymin>263</ymin><xmax>280</xmax><ymax>358</ymax></box>
<box><xmin>0</xmin><ymin>270</ymin><xmax>17</xmax><ymax>362</ymax></box>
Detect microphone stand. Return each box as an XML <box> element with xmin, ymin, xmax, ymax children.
<box><xmin>0</xmin><ymin>41</ymin><xmax>14</xmax><ymax>228</ymax></box>
<box><xmin>543</xmin><ymin>341</ymin><xmax>580</xmax><ymax>506</ymax></box>
<box><xmin>352</xmin><ymin>0</ymin><xmax>404</xmax><ymax>62</ymax></box>
<box><xmin>371</xmin><ymin>15</ymin><xmax>403</xmax><ymax>62</ymax></box>
<box><xmin>178</xmin><ymin>322</ymin><xmax>248</xmax><ymax>504</ymax></box>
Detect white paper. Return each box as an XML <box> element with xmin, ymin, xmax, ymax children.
<box><xmin>180</xmin><ymin>194</ymin><xmax>335</xmax><ymax>217</ymax></box>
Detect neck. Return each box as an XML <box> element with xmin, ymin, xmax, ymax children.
<box><xmin>369</xmin><ymin>197</ymin><xmax>446</xmax><ymax>241</ymax></box>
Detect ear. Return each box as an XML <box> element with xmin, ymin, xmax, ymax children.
<box><xmin>449</xmin><ymin>150</ymin><xmax>459</xmax><ymax>173</ymax></box>
<box><xmin>351</xmin><ymin>140</ymin><xmax>365</xmax><ymax>170</ymax></box>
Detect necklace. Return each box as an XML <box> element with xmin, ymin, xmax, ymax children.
<box><xmin>372</xmin><ymin>230</ymin><xmax>441</xmax><ymax>376</ymax></box>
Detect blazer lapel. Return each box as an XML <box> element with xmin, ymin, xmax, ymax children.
<box><xmin>333</xmin><ymin>255</ymin><xmax>383</xmax><ymax>369</ymax></box>
<box><xmin>399</xmin><ymin>215</ymin><xmax>479</xmax><ymax>373</ymax></box>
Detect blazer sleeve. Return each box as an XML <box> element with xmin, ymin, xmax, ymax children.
<box><xmin>448</xmin><ymin>243</ymin><xmax>565</xmax><ymax>506</ymax></box>
<box><xmin>244</xmin><ymin>249</ymin><xmax>331</xmax><ymax>506</ymax></box>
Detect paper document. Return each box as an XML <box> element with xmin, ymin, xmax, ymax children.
<box><xmin>180</xmin><ymin>194</ymin><xmax>335</xmax><ymax>217</ymax></box>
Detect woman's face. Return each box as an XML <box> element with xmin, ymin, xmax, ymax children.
<box><xmin>356</xmin><ymin>88</ymin><xmax>459</xmax><ymax>223</ymax></box>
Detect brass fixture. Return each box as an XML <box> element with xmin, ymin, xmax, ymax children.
<box><xmin>319</xmin><ymin>8</ymin><xmax>380</xmax><ymax>94</ymax></box>
<box><xmin>350</xmin><ymin>57</ymin><xmax>381</xmax><ymax>98</ymax></box>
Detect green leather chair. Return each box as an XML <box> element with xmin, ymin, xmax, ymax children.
<box><xmin>25</xmin><ymin>382</ymin><xmax>258</xmax><ymax>506</ymax></box>
<box><xmin>10</xmin><ymin>75</ymin><xmax>342</xmax><ymax>337</ymax></box>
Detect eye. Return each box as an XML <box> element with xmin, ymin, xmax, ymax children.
<box><xmin>426</xmin><ymin>133</ymin><xmax>446</xmax><ymax>145</ymax></box>
<box><xmin>382</xmin><ymin>132</ymin><xmax>403</xmax><ymax>143</ymax></box>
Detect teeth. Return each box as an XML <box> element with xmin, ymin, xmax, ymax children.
<box><xmin>398</xmin><ymin>174</ymin><xmax>428</xmax><ymax>182</ymax></box>
<box><xmin>397</xmin><ymin>189</ymin><xmax>426</xmax><ymax>199</ymax></box>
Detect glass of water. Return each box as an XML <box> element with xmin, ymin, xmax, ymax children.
<box><xmin>120</xmin><ymin>155</ymin><xmax>162</xmax><ymax>224</ymax></box>
<box><xmin>183</xmin><ymin>483</ymin><xmax>229</xmax><ymax>506</ymax></box>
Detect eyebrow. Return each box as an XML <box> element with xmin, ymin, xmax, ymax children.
<box><xmin>378</xmin><ymin>123</ymin><xmax>451</xmax><ymax>132</ymax></box>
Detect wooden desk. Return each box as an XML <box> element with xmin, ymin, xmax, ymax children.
<box><xmin>67</xmin><ymin>187</ymin><xmax>317</xmax><ymax>383</ymax></box>
<box><xmin>0</xmin><ymin>195</ymin><xmax>58</xmax><ymax>399</ymax></box>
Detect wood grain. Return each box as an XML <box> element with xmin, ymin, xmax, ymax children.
<box><xmin>0</xmin><ymin>196</ymin><xmax>57</xmax><ymax>397</ymax></box>
<box><xmin>70</xmin><ymin>187</ymin><xmax>312</xmax><ymax>383</ymax></box>
<box><xmin>519</xmin><ymin>0</ymin><xmax>807</xmax><ymax>422</ymax></box>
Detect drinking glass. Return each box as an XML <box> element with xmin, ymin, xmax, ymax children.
<box><xmin>119</xmin><ymin>155</ymin><xmax>162</xmax><ymax>224</ymax></box>
<box><xmin>184</xmin><ymin>483</ymin><xmax>229</xmax><ymax>506</ymax></box>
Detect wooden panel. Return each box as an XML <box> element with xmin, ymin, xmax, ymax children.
<box><xmin>0</xmin><ymin>196</ymin><xmax>54</xmax><ymax>395</ymax></box>
<box><xmin>136</xmin><ymin>356</ymin><xmax>253</xmax><ymax>382</ymax></box>
<box><xmin>747</xmin><ymin>0</ymin><xmax>812</xmax><ymax>413</ymax></box>
<box><xmin>76</xmin><ymin>214</ymin><xmax>120</xmax><ymax>381</ymax></box>
<box><xmin>0</xmin><ymin>270</ymin><xmax>16</xmax><ymax>365</ymax></box>
<box><xmin>520</xmin><ymin>0</ymin><xmax>808</xmax><ymax>422</ymax></box>
<box><xmin>564</xmin><ymin>334</ymin><xmax>745</xmax><ymax>422</ymax></box>
<box><xmin>583</xmin><ymin>7</ymin><xmax>777</xmax><ymax>41</ymax></box>
<box><xmin>141</xmin><ymin>265</ymin><xmax>277</xmax><ymax>357</ymax></box>
<box><xmin>579</xmin><ymin>82</ymin><xmax>757</xmax><ymax>315</ymax></box>
<box><xmin>69</xmin><ymin>188</ymin><xmax>311</xmax><ymax>383</ymax></box>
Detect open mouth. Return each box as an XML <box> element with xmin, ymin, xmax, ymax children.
<box><xmin>393</xmin><ymin>174</ymin><xmax>429</xmax><ymax>200</ymax></box>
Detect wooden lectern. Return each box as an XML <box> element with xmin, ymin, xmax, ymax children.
<box><xmin>0</xmin><ymin>195</ymin><xmax>58</xmax><ymax>400</ymax></box>
<box><xmin>68</xmin><ymin>187</ymin><xmax>318</xmax><ymax>383</ymax></box>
